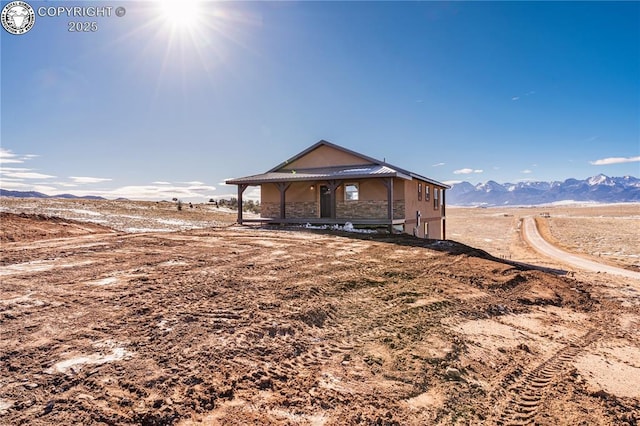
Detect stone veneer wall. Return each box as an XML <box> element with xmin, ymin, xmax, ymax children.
<box><xmin>285</xmin><ymin>201</ymin><xmax>318</xmax><ymax>219</ymax></box>
<box><xmin>393</xmin><ymin>201</ymin><xmax>405</xmax><ymax>220</ymax></box>
<box><xmin>260</xmin><ymin>202</ymin><xmax>280</xmax><ymax>218</ymax></box>
<box><xmin>336</xmin><ymin>200</ymin><xmax>405</xmax><ymax>220</ymax></box>
<box><xmin>260</xmin><ymin>201</ymin><xmax>317</xmax><ymax>219</ymax></box>
<box><xmin>262</xmin><ymin>200</ymin><xmax>405</xmax><ymax>220</ymax></box>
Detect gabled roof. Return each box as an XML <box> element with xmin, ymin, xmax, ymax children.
<box><xmin>226</xmin><ymin>164</ymin><xmax>408</xmax><ymax>185</ymax></box>
<box><xmin>226</xmin><ymin>140</ymin><xmax>450</xmax><ymax>188</ymax></box>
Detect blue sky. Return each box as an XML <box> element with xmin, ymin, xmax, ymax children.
<box><xmin>1</xmin><ymin>1</ymin><xmax>639</xmax><ymax>201</ymax></box>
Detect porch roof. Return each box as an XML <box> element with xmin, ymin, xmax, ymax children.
<box><xmin>225</xmin><ymin>164</ymin><xmax>411</xmax><ymax>185</ymax></box>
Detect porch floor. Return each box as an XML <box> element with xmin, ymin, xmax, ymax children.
<box><xmin>240</xmin><ymin>217</ymin><xmax>406</xmax><ymax>226</ymax></box>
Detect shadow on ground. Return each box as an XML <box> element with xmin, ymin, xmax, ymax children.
<box><xmin>259</xmin><ymin>224</ymin><xmax>569</xmax><ymax>276</ymax></box>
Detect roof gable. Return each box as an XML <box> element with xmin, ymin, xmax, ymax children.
<box><xmin>225</xmin><ymin>140</ymin><xmax>450</xmax><ymax>188</ymax></box>
<box><xmin>268</xmin><ymin>140</ymin><xmax>378</xmax><ymax>172</ymax></box>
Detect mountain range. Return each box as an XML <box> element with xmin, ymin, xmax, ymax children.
<box><xmin>1</xmin><ymin>174</ymin><xmax>639</xmax><ymax>206</ymax></box>
<box><xmin>447</xmin><ymin>174</ymin><xmax>640</xmax><ymax>206</ymax></box>
<box><xmin>0</xmin><ymin>189</ymin><xmax>105</xmax><ymax>200</ymax></box>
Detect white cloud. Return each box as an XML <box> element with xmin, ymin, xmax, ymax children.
<box><xmin>69</xmin><ymin>176</ymin><xmax>113</xmax><ymax>184</ymax></box>
<box><xmin>0</xmin><ymin>167</ymin><xmax>31</xmax><ymax>172</ymax></box>
<box><xmin>152</xmin><ymin>181</ymin><xmax>171</xmax><ymax>185</ymax></box>
<box><xmin>521</xmin><ymin>169</ymin><xmax>533</xmax><ymax>174</ymax></box>
<box><xmin>0</xmin><ymin>149</ymin><xmax>41</xmax><ymax>165</ymax></box>
<box><xmin>244</xmin><ymin>186</ymin><xmax>260</xmax><ymax>201</ymax></box>
<box><xmin>212</xmin><ymin>186</ymin><xmax>260</xmax><ymax>202</ymax></box>
<box><xmin>453</xmin><ymin>168</ymin><xmax>483</xmax><ymax>175</ymax></box>
<box><xmin>0</xmin><ymin>148</ymin><xmax>23</xmax><ymax>164</ymax></box>
<box><xmin>443</xmin><ymin>180</ymin><xmax>463</xmax><ymax>185</ymax></box>
<box><xmin>512</xmin><ymin>91</ymin><xmax>535</xmax><ymax>101</ymax></box>
<box><xmin>181</xmin><ymin>181</ymin><xmax>205</xmax><ymax>185</ymax></box>
<box><xmin>589</xmin><ymin>156</ymin><xmax>640</xmax><ymax>166</ymax></box>
<box><xmin>0</xmin><ymin>180</ymin><xmax>58</xmax><ymax>192</ymax></box>
<box><xmin>55</xmin><ymin>182</ymin><xmax>79</xmax><ymax>188</ymax></box>
<box><xmin>432</xmin><ymin>162</ymin><xmax>445</xmax><ymax>167</ymax></box>
<box><xmin>2</xmin><ymin>171</ymin><xmax>56</xmax><ymax>179</ymax></box>
<box><xmin>39</xmin><ymin>183</ymin><xmax>219</xmax><ymax>201</ymax></box>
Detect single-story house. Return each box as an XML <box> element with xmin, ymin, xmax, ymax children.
<box><xmin>225</xmin><ymin>140</ymin><xmax>450</xmax><ymax>239</ymax></box>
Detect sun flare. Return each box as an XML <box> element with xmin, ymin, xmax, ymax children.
<box><xmin>158</xmin><ymin>0</ymin><xmax>202</xmax><ymax>29</ymax></box>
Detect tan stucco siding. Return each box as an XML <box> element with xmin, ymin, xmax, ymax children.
<box><xmin>261</xmin><ymin>184</ymin><xmax>279</xmax><ymax>204</ymax></box>
<box><xmin>260</xmin><ymin>184</ymin><xmax>279</xmax><ymax>218</ymax></box>
<box><xmin>261</xmin><ymin>182</ymin><xmax>316</xmax><ymax>218</ymax></box>
<box><xmin>403</xmin><ymin>180</ymin><xmax>444</xmax><ymax>238</ymax></box>
<box><xmin>287</xmin><ymin>182</ymin><xmax>315</xmax><ymax>202</ymax></box>
<box><xmin>282</xmin><ymin>144</ymin><xmax>375</xmax><ymax>170</ymax></box>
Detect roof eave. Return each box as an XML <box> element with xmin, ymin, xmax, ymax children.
<box><xmin>225</xmin><ymin>172</ymin><xmax>410</xmax><ymax>186</ymax></box>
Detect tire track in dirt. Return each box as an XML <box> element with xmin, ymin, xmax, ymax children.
<box><xmin>493</xmin><ymin>328</ymin><xmax>603</xmax><ymax>425</ymax></box>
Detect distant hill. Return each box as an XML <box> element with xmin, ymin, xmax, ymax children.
<box><xmin>0</xmin><ymin>189</ymin><xmax>105</xmax><ymax>200</ymax></box>
<box><xmin>448</xmin><ymin>174</ymin><xmax>640</xmax><ymax>206</ymax></box>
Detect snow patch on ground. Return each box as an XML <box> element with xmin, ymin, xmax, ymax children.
<box><xmin>303</xmin><ymin>222</ymin><xmax>377</xmax><ymax>234</ymax></box>
<box><xmin>88</xmin><ymin>277</ymin><xmax>118</xmax><ymax>286</ymax></box>
<box><xmin>46</xmin><ymin>208</ymin><xmax>103</xmax><ymax>216</ymax></box>
<box><xmin>46</xmin><ymin>342</ymin><xmax>132</xmax><ymax>375</ymax></box>
<box><xmin>0</xmin><ymin>260</ymin><xmax>94</xmax><ymax>276</ymax></box>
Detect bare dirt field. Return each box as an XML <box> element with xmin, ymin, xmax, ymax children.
<box><xmin>1</xmin><ymin>199</ymin><xmax>639</xmax><ymax>425</ymax></box>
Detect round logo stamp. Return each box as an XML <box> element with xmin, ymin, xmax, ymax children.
<box><xmin>2</xmin><ymin>1</ymin><xmax>35</xmax><ymax>35</ymax></box>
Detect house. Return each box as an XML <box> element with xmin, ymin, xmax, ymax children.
<box><xmin>225</xmin><ymin>140</ymin><xmax>450</xmax><ymax>239</ymax></box>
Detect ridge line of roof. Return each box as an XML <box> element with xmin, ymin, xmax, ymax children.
<box><xmin>266</xmin><ymin>140</ymin><xmax>449</xmax><ymax>188</ymax></box>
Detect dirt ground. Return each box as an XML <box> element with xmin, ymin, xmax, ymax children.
<box><xmin>1</xmin><ymin>199</ymin><xmax>639</xmax><ymax>425</ymax></box>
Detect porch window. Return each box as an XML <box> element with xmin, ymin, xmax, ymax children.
<box><xmin>425</xmin><ymin>185</ymin><xmax>430</xmax><ymax>201</ymax></box>
<box><xmin>434</xmin><ymin>188</ymin><xmax>439</xmax><ymax>209</ymax></box>
<box><xmin>418</xmin><ymin>183</ymin><xmax>422</xmax><ymax>201</ymax></box>
<box><xmin>345</xmin><ymin>183</ymin><xmax>359</xmax><ymax>201</ymax></box>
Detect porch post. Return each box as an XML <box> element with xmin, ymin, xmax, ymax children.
<box><xmin>382</xmin><ymin>177</ymin><xmax>394</xmax><ymax>233</ymax></box>
<box><xmin>327</xmin><ymin>180</ymin><xmax>341</xmax><ymax>219</ymax></box>
<box><xmin>237</xmin><ymin>184</ymin><xmax>248</xmax><ymax>224</ymax></box>
<box><xmin>442</xmin><ymin>188</ymin><xmax>446</xmax><ymax>240</ymax></box>
<box><xmin>276</xmin><ymin>182</ymin><xmax>291</xmax><ymax>219</ymax></box>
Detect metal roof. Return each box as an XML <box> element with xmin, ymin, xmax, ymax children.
<box><xmin>226</xmin><ymin>140</ymin><xmax>450</xmax><ymax>188</ymax></box>
<box><xmin>225</xmin><ymin>164</ymin><xmax>409</xmax><ymax>185</ymax></box>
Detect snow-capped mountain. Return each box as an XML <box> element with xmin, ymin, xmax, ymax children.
<box><xmin>448</xmin><ymin>174</ymin><xmax>640</xmax><ymax>206</ymax></box>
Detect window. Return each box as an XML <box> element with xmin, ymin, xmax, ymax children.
<box><xmin>434</xmin><ymin>188</ymin><xmax>439</xmax><ymax>209</ymax></box>
<box><xmin>345</xmin><ymin>183</ymin><xmax>359</xmax><ymax>201</ymax></box>
<box><xmin>425</xmin><ymin>185</ymin><xmax>430</xmax><ymax>201</ymax></box>
<box><xmin>418</xmin><ymin>183</ymin><xmax>422</xmax><ymax>201</ymax></box>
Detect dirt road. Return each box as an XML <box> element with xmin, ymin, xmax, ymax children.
<box><xmin>522</xmin><ymin>216</ymin><xmax>640</xmax><ymax>282</ymax></box>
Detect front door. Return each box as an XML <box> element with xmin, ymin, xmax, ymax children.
<box><xmin>320</xmin><ymin>185</ymin><xmax>331</xmax><ymax>218</ymax></box>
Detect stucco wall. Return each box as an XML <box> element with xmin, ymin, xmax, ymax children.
<box><xmin>261</xmin><ymin>184</ymin><xmax>280</xmax><ymax>204</ymax></box>
<box><xmin>403</xmin><ymin>180</ymin><xmax>445</xmax><ymax>238</ymax></box>
<box><xmin>284</xmin><ymin>144</ymin><xmax>374</xmax><ymax>170</ymax></box>
<box><xmin>261</xmin><ymin>182</ymin><xmax>316</xmax><ymax>218</ymax></box>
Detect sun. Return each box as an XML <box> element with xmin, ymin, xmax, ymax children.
<box><xmin>158</xmin><ymin>0</ymin><xmax>203</xmax><ymax>29</ymax></box>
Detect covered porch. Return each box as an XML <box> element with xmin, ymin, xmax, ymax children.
<box><xmin>227</xmin><ymin>169</ymin><xmax>406</xmax><ymax>233</ymax></box>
